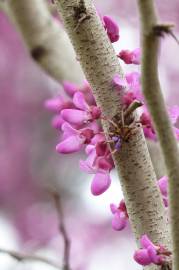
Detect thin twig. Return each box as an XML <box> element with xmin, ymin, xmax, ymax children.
<box><xmin>138</xmin><ymin>0</ymin><xmax>178</xmax><ymax>267</ymax></box>
<box><xmin>153</xmin><ymin>23</ymin><xmax>179</xmax><ymax>45</ymax></box>
<box><xmin>51</xmin><ymin>192</ymin><xmax>71</xmax><ymax>270</ymax></box>
<box><xmin>0</xmin><ymin>248</ymin><xmax>61</xmax><ymax>269</ymax></box>
<box><xmin>124</xmin><ymin>100</ymin><xmax>143</xmax><ymax>120</ymax></box>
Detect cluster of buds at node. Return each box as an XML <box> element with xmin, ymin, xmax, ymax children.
<box><xmin>134</xmin><ymin>235</ymin><xmax>171</xmax><ymax>266</ymax></box>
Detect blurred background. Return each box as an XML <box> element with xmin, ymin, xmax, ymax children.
<box><xmin>0</xmin><ymin>0</ymin><xmax>179</xmax><ymax>269</ymax></box>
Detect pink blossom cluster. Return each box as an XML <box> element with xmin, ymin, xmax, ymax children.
<box><xmin>134</xmin><ymin>234</ymin><xmax>171</xmax><ymax>266</ymax></box>
<box><xmin>110</xmin><ymin>175</ymin><xmax>168</xmax><ymax>232</ymax></box>
<box><xmin>110</xmin><ymin>199</ymin><xmax>128</xmax><ymax>231</ymax></box>
<box><xmin>45</xmin><ymin>80</ymin><xmax>115</xmax><ymax>196</ymax></box>
<box><xmin>112</xmin><ymin>72</ymin><xmax>179</xmax><ymax>140</ymax></box>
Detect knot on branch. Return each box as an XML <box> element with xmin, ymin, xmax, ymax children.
<box><xmin>153</xmin><ymin>24</ymin><xmax>179</xmax><ymax>45</ymax></box>
<box><xmin>31</xmin><ymin>46</ymin><xmax>47</xmax><ymax>61</ymax></box>
<box><xmin>73</xmin><ymin>0</ymin><xmax>91</xmax><ymax>32</ymax></box>
<box><xmin>105</xmin><ymin>101</ymin><xmax>142</xmax><ymax>152</ymax></box>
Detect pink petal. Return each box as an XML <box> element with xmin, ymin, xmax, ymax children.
<box><xmin>73</xmin><ymin>91</ymin><xmax>89</xmax><ymax>111</ymax></box>
<box><xmin>96</xmin><ymin>157</ymin><xmax>113</xmax><ymax>171</ymax></box>
<box><xmin>119</xmin><ymin>199</ymin><xmax>127</xmax><ymax>213</ymax></box>
<box><xmin>112</xmin><ymin>74</ymin><xmax>127</xmax><ymax>90</ymax></box>
<box><xmin>118</xmin><ymin>48</ymin><xmax>141</xmax><ymax>65</ymax></box>
<box><xmin>110</xmin><ymin>203</ymin><xmax>118</xmax><ymax>214</ymax></box>
<box><xmin>158</xmin><ymin>176</ymin><xmax>168</xmax><ymax>197</ymax></box>
<box><xmin>140</xmin><ymin>235</ymin><xmax>156</xmax><ymax>249</ymax></box>
<box><xmin>90</xmin><ymin>106</ymin><xmax>101</xmax><ymax>119</ymax></box>
<box><xmin>44</xmin><ymin>96</ymin><xmax>68</xmax><ymax>112</ymax></box>
<box><xmin>61</xmin><ymin>109</ymin><xmax>89</xmax><ymax>125</ymax></box>
<box><xmin>168</xmin><ymin>105</ymin><xmax>179</xmax><ymax>124</ymax></box>
<box><xmin>91</xmin><ymin>172</ymin><xmax>111</xmax><ymax>195</ymax></box>
<box><xmin>63</xmin><ymin>81</ymin><xmax>79</xmax><ymax>96</ymax></box>
<box><xmin>81</xmin><ymin>80</ymin><xmax>96</xmax><ymax>105</ymax></box>
<box><xmin>143</xmin><ymin>127</ymin><xmax>157</xmax><ymax>141</ymax></box>
<box><xmin>51</xmin><ymin>115</ymin><xmax>65</xmax><ymax>129</ymax></box>
<box><xmin>174</xmin><ymin>127</ymin><xmax>179</xmax><ymax>140</ymax></box>
<box><xmin>131</xmin><ymin>48</ymin><xmax>141</xmax><ymax>64</ymax></box>
<box><xmin>134</xmin><ymin>249</ymin><xmax>152</xmax><ymax>266</ymax></box>
<box><xmin>61</xmin><ymin>122</ymin><xmax>78</xmax><ymax>137</ymax></box>
<box><xmin>79</xmin><ymin>149</ymin><xmax>97</xmax><ymax>173</ymax></box>
<box><xmin>91</xmin><ymin>134</ymin><xmax>105</xmax><ymax>145</ymax></box>
<box><xmin>125</xmin><ymin>72</ymin><xmax>140</xmax><ymax>85</ymax></box>
<box><xmin>56</xmin><ymin>135</ymin><xmax>84</xmax><ymax>154</ymax></box>
<box><xmin>88</xmin><ymin>121</ymin><xmax>101</xmax><ymax>134</ymax></box>
<box><xmin>118</xmin><ymin>50</ymin><xmax>132</xmax><ymax>64</ymax></box>
<box><xmin>103</xmin><ymin>15</ymin><xmax>119</xmax><ymax>43</ymax></box>
<box><xmin>85</xmin><ymin>144</ymin><xmax>95</xmax><ymax>155</ymax></box>
<box><xmin>111</xmin><ymin>212</ymin><xmax>127</xmax><ymax>231</ymax></box>
<box><xmin>163</xmin><ymin>196</ymin><xmax>168</xmax><ymax>207</ymax></box>
<box><xmin>147</xmin><ymin>246</ymin><xmax>162</xmax><ymax>265</ymax></box>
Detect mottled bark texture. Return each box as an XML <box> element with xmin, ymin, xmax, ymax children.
<box><xmin>138</xmin><ymin>0</ymin><xmax>179</xmax><ymax>268</ymax></box>
<box><xmin>8</xmin><ymin>0</ymin><xmax>83</xmax><ymax>83</ymax></box>
<box><xmin>54</xmin><ymin>0</ymin><xmax>171</xmax><ymax>254</ymax></box>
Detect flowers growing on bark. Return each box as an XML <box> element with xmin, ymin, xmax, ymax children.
<box><xmin>44</xmin><ymin>11</ymin><xmax>177</xmax><ymax>266</ymax></box>
<box><xmin>134</xmin><ymin>234</ymin><xmax>171</xmax><ymax>266</ymax></box>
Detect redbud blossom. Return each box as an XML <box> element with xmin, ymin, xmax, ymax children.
<box><xmin>134</xmin><ymin>235</ymin><xmax>171</xmax><ymax>266</ymax></box>
<box><xmin>112</xmin><ymin>74</ymin><xmax>127</xmax><ymax>91</ymax></box>
<box><xmin>61</xmin><ymin>91</ymin><xmax>101</xmax><ymax>125</ymax></box>
<box><xmin>56</xmin><ymin>123</ymin><xmax>94</xmax><ymax>154</ymax></box>
<box><xmin>118</xmin><ymin>48</ymin><xmax>141</xmax><ymax>65</ymax></box>
<box><xmin>110</xmin><ymin>199</ymin><xmax>128</xmax><ymax>231</ymax></box>
<box><xmin>44</xmin><ymin>95</ymin><xmax>73</xmax><ymax>113</ymax></box>
<box><xmin>63</xmin><ymin>81</ymin><xmax>79</xmax><ymax>97</ymax></box>
<box><xmin>103</xmin><ymin>15</ymin><xmax>119</xmax><ymax>43</ymax></box>
<box><xmin>91</xmin><ymin>172</ymin><xmax>111</xmax><ymax>196</ymax></box>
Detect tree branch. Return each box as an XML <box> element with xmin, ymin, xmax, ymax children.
<box><xmin>54</xmin><ymin>0</ymin><xmax>171</xmax><ymax>264</ymax></box>
<box><xmin>137</xmin><ymin>0</ymin><xmax>179</xmax><ymax>269</ymax></box>
<box><xmin>52</xmin><ymin>193</ymin><xmax>71</xmax><ymax>270</ymax></box>
<box><xmin>7</xmin><ymin>0</ymin><xmax>84</xmax><ymax>83</ymax></box>
<box><xmin>0</xmin><ymin>248</ymin><xmax>61</xmax><ymax>269</ymax></box>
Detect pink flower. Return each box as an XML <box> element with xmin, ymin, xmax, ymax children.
<box><xmin>44</xmin><ymin>95</ymin><xmax>73</xmax><ymax>113</ymax></box>
<box><xmin>80</xmin><ymin>138</ymin><xmax>114</xmax><ymax>195</ymax></box>
<box><xmin>103</xmin><ymin>15</ymin><xmax>119</xmax><ymax>43</ymax></box>
<box><xmin>140</xmin><ymin>112</ymin><xmax>156</xmax><ymax>140</ymax></box>
<box><xmin>110</xmin><ymin>199</ymin><xmax>128</xmax><ymax>231</ymax></box>
<box><xmin>123</xmin><ymin>72</ymin><xmax>143</xmax><ymax>106</ymax></box>
<box><xmin>134</xmin><ymin>235</ymin><xmax>171</xmax><ymax>266</ymax></box>
<box><xmin>61</xmin><ymin>91</ymin><xmax>101</xmax><ymax>125</ymax></box>
<box><xmin>51</xmin><ymin>114</ymin><xmax>65</xmax><ymax>129</ymax></box>
<box><xmin>63</xmin><ymin>81</ymin><xmax>79</xmax><ymax>97</ymax></box>
<box><xmin>91</xmin><ymin>172</ymin><xmax>111</xmax><ymax>196</ymax></box>
<box><xmin>158</xmin><ymin>176</ymin><xmax>168</xmax><ymax>207</ymax></box>
<box><xmin>158</xmin><ymin>176</ymin><xmax>168</xmax><ymax>197</ymax></box>
<box><xmin>56</xmin><ymin>123</ymin><xmax>94</xmax><ymax>154</ymax></box>
<box><xmin>168</xmin><ymin>105</ymin><xmax>179</xmax><ymax>124</ymax></box>
<box><xmin>118</xmin><ymin>48</ymin><xmax>141</xmax><ymax>65</ymax></box>
<box><xmin>112</xmin><ymin>74</ymin><xmax>127</xmax><ymax>91</ymax></box>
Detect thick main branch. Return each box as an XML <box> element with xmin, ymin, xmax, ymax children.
<box><xmin>138</xmin><ymin>1</ymin><xmax>179</xmax><ymax>269</ymax></box>
<box><xmin>54</xmin><ymin>0</ymin><xmax>171</xmax><ymax>260</ymax></box>
<box><xmin>7</xmin><ymin>0</ymin><xmax>83</xmax><ymax>83</ymax></box>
